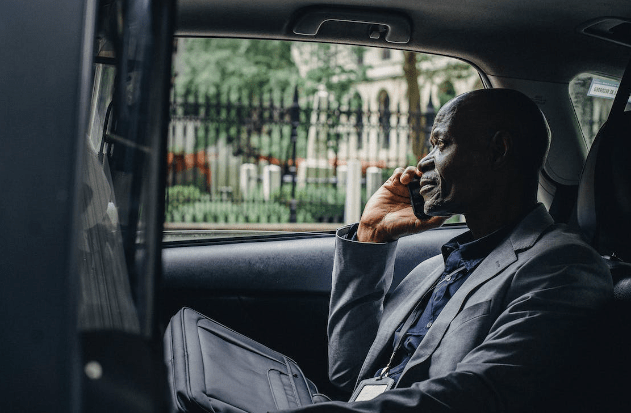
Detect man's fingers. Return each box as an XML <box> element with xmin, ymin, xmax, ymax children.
<box><xmin>414</xmin><ymin>215</ymin><xmax>449</xmax><ymax>232</ymax></box>
<box><xmin>400</xmin><ymin>166</ymin><xmax>421</xmax><ymax>185</ymax></box>
<box><xmin>388</xmin><ymin>167</ymin><xmax>405</xmax><ymax>183</ymax></box>
<box><xmin>386</xmin><ymin>166</ymin><xmax>420</xmax><ymax>187</ymax></box>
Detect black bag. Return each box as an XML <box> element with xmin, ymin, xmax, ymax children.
<box><xmin>165</xmin><ymin>307</ymin><xmax>327</xmax><ymax>413</ymax></box>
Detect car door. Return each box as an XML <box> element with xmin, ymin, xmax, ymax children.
<box><xmin>161</xmin><ymin>225</ymin><xmax>467</xmax><ymax>399</ymax></box>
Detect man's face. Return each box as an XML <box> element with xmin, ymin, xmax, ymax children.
<box><xmin>417</xmin><ymin>98</ymin><xmax>494</xmax><ymax>216</ymax></box>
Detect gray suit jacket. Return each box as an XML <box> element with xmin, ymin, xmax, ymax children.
<box><xmin>313</xmin><ymin>205</ymin><xmax>612</xmax><ymax>413</ymax></box>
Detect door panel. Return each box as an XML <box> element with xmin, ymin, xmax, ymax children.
<box><xmin>160</xmin><ymin>225</ymin><xmax>466</xmax><ymax>399</ymax></box>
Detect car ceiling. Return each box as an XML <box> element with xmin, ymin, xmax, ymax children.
<box><xmin>176</xmin><ymin>0</ymin><xmax>631</xmax><ymax>83</ymax></box>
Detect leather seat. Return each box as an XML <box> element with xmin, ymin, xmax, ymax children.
<box><xmin>575</xmin><ymin>65</ymin><xmax>631</xmax><ymax>412</ymax></box>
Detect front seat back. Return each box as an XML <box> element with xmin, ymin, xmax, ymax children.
<box><xmin>576</xmin><ymin>92</ymin><xmax>631</xmax><ymax>263</ymax></box>
<box><xmin>575</xmin><ymin>56</ymin><xmax>631</xmax><ymax>412</ymax></box>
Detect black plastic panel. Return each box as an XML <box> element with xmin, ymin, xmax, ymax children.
<box><xmin>0</xmin><ymin>0</ymin><xmax>94</xmax><ymax>411</ymax></box>
<box><xmin>162</xmin><ymin>225</ymin><xmax>466</xmax><ymax>295</ymax></box>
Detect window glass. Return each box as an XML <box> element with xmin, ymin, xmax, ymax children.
<box><xmin>79</xmin><ymin>61</ymin><xmax>141</xmax><ymax>333</ymax></box>
<box><xmin>164</xmin><ymin>40</ymin><xmax>480</xmax><ymax>240</ymax></box>
<box><xmin>77</xmin><ymin>0</ymin><xmax>168</xmax><ymax>336</ymax></box>
<box><xmin>569</xmin><ymin>73</ymin><xmax>631</xmax><ymax>147</ymax></box>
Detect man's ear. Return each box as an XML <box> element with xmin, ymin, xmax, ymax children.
<box><xmin>489</xmin><ymin>130</ymin><xmax>511</xmax><ymax>169</ymax></box>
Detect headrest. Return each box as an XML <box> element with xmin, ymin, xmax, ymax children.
<box><xmin>576</xmin><ymin>83</ymin><xmax>631</xmax><ymax>262</ymax></box>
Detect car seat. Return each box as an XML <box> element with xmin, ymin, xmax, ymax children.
<box><xmin>575</xmin><ymin>56</ymin><xmax>631</xmax><ymax>412</ymax></box>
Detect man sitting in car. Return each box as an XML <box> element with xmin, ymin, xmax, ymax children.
<box><xmin>285</xmin><ymin>89</ymin><xmax>613</xmax><ymax>413</ymax></box>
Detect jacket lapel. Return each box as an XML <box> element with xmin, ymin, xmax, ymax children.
<box><xmin>398</xmin><ymin>205</ymin><xmax>555</xmax><ymax>381</ymax></box>
<box><xmin>398</xmin><ymin>236</ymin><xmax>518</xmax><ymax>377</ymax></box>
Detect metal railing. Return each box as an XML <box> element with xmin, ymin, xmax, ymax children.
<box><xmin>165</xmin><ymin>87</ymin><xmax>436</xmax><ymax>225</ymax></box>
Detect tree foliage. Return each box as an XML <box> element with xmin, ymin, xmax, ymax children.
<box><xmin>415</xmin><ymin>54</ymin><xmax>474</xmax><ymax>91</ymax></box>
<box><xmin>175</xmin><ymin>38</ymin><xmax>301</xmax><ymax>97</ymax></box>
<box><xmin>175</xmin><ymin>39</ymin><xmax>368</xmax><ymax>104</ymax></box>
<box><xmin>298</xmin><ymin>44</ymin><xmax>367</xmax><ymax>100</ymax></box>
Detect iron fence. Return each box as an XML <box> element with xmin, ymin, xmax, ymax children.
<box><xmin>165</xmin><ymin>87</ymin><xmax>436</xmax><ymax>225</ymax></box>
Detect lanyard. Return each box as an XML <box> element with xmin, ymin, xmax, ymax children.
<box><xmin>379</xmin><ymin>265</ymin><xmax>466</xmax><ymax>379</ymax></box>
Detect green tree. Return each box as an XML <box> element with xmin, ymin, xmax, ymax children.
<box><xmin>298</xmin><ymin>44</ymin><xmax>367</xmax><ymax>99</ymax></box>
<box><xmin>175</xmin><ymin>38</ymin><xmax>301</xmax><ymax>97</ymax></box>
<box><xmin>173</xmin><ymin>38</ymin><xmax>304</xmax><ymax>163</ymax></box>
<box><xmin>403</xmin><ymin>51</ymin><xmax>424</xmax><ymax>160</ymax></box>
<box><xmin>402</xmin><ymin>52</ymin><xmax>476</xmax><ymax>160</ymax></box>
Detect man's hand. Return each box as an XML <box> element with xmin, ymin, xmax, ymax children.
<box><xmin>356</xmin><ymin>167</ymin><xmax>448</xmax><ymax>243</ymax></box>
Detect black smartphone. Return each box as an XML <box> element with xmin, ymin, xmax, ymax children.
<box><xmin>408</xmin><ymin>178</ymin><xmax>431</xmax><ymax>220</ymax></box>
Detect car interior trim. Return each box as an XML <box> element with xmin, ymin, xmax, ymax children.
<box><xmin>579</xmin><ymin>17</ymin><xmax>631</xmax><ymax>48</ymax></box>
<box><xmin>162</xmin><ymin>226</ymin><xmax>468</xmax><ymax>294</ymax></box>
<box><xmin>292</xmin><ymin>7</ymin><xmax>412</xmax><ymax>44</ymax></box>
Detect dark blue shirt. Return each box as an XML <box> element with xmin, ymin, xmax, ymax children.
<box><xmin>376</xmin><ymin>226</ymin><xmax>512</xmax><ymax>382</ymax></box>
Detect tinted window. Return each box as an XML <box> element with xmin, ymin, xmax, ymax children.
<box><xmin>164</xmin><ymin>40</ymin><xmax>480</xmax><ymax>241</ymax></box>
<box><xmin>569</xmin><ymin>73</ymin><xmax>631</xmax><ymax>147</ymax></box>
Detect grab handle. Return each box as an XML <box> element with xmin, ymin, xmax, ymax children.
<box><xmin>292</xmin><ymin>8</ymin><xmax>411</xmax><ymax>44</ymax></box>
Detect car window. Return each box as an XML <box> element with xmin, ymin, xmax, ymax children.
<box><xmin>164</xmin><ymin>39</ymin><xmax>482</xmax><ymax>242</ymax></box>
<box><xmin>79</xmin><ymin>61</ymin><xmax>141</xmax><ymax>333</ymax></box>
<box><xmin>569</xmin><ymin>73</ymin><xmax>631</xmax><ymax>148</ymax></box>
<box><xmin>77</xmin><ymin>7</ymin><xmax>168</xmax><ymax>336</ymax></box>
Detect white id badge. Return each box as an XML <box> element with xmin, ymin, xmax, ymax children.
<box><xmin>349</xmin><ymin>377</ymin><xmax>395</xmax><ymax>402</ymax></box>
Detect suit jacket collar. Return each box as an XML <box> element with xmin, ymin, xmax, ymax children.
<box><xmin>357</xmin><ymin>204</ymin><xmax>555</xmax><ymax>385</ymax></box>
<box><xmin>398</xmin><ymin>204</ymin><xmax>555</xmax><ymax>381</ymax></box>
<box><xmin>509</xmin><ymin>203</ymin><xmax>555</xmax><ymax>252</ymax></box>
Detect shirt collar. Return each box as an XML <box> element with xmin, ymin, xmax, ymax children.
<box><xmin>444</xmin><ymin>226</ymin><xmax>512</xmax><ymax>270</ymax></box>
<box><xmin>441</xmin><ymin>204</ymin><xmax>539</xmax><ymax>271</ymax></box>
